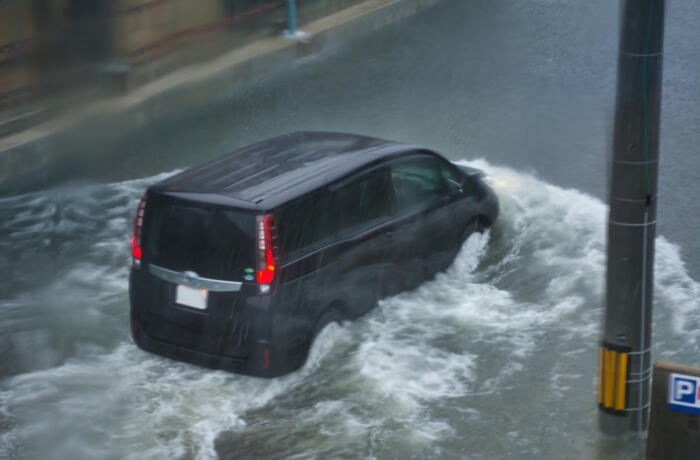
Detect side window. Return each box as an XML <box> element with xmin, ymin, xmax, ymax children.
<box><xmin>440</xmin><ymin>161</ymin><xmax>463</xmax><ymax>194</ymax></box>
<box><xmin>277</xmin><ymin>168</ymin><xmax>392</xmax><ymax>256</ymax></box>
<box><xmin>277</xmin><ymin>188</ymin><xmax>335</xmax><ymax>258</ymax></box>
<box><xmin>333</xmin><ymin>167</ymin><xmax>391</xmax><ymax>238</ymax></box>
<box><xmin>391</xmin><ymin>156</ymin><xmax>446</xmax><ymax>213</ymax></box>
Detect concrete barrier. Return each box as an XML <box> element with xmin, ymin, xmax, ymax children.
<box><xmin>646</xmin><ymin>361</ymin><xmax>700</xmax><ymax>459</ymax></box>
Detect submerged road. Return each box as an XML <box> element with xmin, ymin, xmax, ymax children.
<box><xmin>1</xmin><ymin>0</ymin><xmax>699</xmax><ymax>458</ymax></box>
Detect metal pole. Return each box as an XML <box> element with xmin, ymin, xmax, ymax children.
<box><xmin>598</xmin><ymin>0</ymin><xmax>665</xmax><ymax>434</ymax></box>
<box><xmin>287</xmin><ymin>0</ymin><xmax>297</xmax><ymax>35</ymax></box>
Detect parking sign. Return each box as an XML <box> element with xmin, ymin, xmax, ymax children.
<box><xmin>668</xmin><ymin>373</ymin><xmax>700</xmax><ymax>414</ymax></box>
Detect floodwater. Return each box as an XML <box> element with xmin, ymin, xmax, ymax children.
<box><xmin>1</xmin><ymin>0</ymin><xmax>700</xmax><ymax>458</ymax></box>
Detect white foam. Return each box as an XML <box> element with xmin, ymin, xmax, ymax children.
<box><xmin>654</xmin><ymin>237</ymin><xmax>700</xmax><ymax>346</ymax></box>
<box><xmin>333</xmin><ymin>159</ymin><xmax>697</xmax><ymax>445</ymax></box>
<box><xmin>1</xmin><ymin>343</ymin><xmax>320</xmax><ymax>459</ymax></box>
<box><xmin>2</xmin><ymin>161</ymin><xmax>700</xmax><ymax>458</ymax></box>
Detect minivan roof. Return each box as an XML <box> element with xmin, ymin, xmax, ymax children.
<box><xmin>150</xmin><ymin>131</ymin><xmax>430</xmax><ymax>210</ymax></box>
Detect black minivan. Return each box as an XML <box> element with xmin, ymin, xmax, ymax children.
<box><xmin>129</xmin><ymin>132</ymin><xmax>498</xmax><ymax>377</ymax></box>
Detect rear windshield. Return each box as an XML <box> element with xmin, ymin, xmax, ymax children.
<box><xmin>144</xmin><ymin>196</ymin><xmax>255</xmax><ymax>281</ymax></box>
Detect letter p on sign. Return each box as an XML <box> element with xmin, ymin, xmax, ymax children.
<box><xmin>674</xmin><ymin>380</ymin><xmax>695</xmax><ymax>403</ymax></box>
<box><xmin>669</xmin><ymin>373</ymin><xmax>700</xmax><ymax>414</ymax></box>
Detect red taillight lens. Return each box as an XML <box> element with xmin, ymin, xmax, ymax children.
<box><xmin>256</xmin><ymin>214</ymin><xmax>277</xmax><ymax>293</ymax></box>
<box><xmin>131</xmin><ymin>235</ymin><xmax>142</xmax><ymax>259</ymax></box>
<box><xmin>131</xmin><ymin>195</ymin><xmax>147</xmax><ymax>267</ymax></box>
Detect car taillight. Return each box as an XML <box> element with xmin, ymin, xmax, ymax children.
<box><xmin>131</xmin><ymin>195</ymin><xmax>147</xmax><ymax>269</ymax></box>
<box><xmin>256</xmin><ymin>214</ymin><xmax>278</xmax><ymax>295</ymax></box>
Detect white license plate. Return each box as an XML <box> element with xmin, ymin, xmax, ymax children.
<box><xmin>175</xmin><ymin>285</ymin><xmax>208</xmax><ymax>310</ymax></box>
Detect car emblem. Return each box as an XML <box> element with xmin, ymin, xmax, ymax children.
<box><xmin>184</xmin><ymin>271</ymin><xmax>198</xmax><ymax>283</ymax></box>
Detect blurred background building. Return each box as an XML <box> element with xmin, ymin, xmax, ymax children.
<box><xmin>0</xmin><ymin>0</ymin><xmax>364</xmax><ymax>136</ymax></box>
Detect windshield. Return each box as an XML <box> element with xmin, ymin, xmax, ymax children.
<box><xmin>144</xmin><ymin>196</ymin><xmax>255</xmax><ymax>281</ymax></box>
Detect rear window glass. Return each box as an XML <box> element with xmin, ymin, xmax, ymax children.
<box><xmin>144</xmin><ymin>197</ymin><xmax>255</xmax><ymax>281</ymax></box>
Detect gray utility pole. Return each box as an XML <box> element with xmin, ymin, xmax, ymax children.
<box><xmin>598</xmin><ymin>0</ymin><xmax>665</xmax><ymax>434</ymax></box>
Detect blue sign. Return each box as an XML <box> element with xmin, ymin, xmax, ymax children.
<box><xmin>669</xmin><ymin>373</ymin><xmax>700</xmax><ymax>414</ymax></box>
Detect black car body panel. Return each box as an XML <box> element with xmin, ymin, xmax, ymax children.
<box><xmin>129</xmin><ymin>132</ymin><xmax>498</xmax><ymax>377</ymax></box>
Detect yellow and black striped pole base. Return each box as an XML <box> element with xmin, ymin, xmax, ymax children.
<box><xmin>598</xmin><ymin>342</ymin><xmax>631</xmax><ymax>415</ymax></box>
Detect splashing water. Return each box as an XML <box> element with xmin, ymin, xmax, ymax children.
<box><xmin>1</xmin><ymin>161</ymin><xmax>698</xmax><ymax>459</ymax></box>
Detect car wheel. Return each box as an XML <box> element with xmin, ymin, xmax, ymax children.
<box><xmin>474</xmin><ymin>216</ymin><xmax>489</xmax><ymax>233</ymax></box>
<box><xmin>313</xmin><ymin>309</ymin><xmax>344</xmax><ymax>338</ymax></box>
<box><xmin>463</xmin><ymin>216</ymin><xmax>487</xmax><ymax>239</ymax></box>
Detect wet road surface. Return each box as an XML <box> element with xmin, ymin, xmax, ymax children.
<box><xmin>2</xmin><ymin>0</ymin><xmax>700</xmax><ymax>458</ymax></box>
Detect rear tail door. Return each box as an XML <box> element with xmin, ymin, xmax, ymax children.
<box><xmin>138</xmin><ymin>193</ymin><xmax>256</xmax><ymax>356</ymax></box>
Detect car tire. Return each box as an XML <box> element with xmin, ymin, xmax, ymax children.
<box><xmin>313</xmin><ymin>308</ymin><xmax>344</xmax><ymax>338</ymax></box>
<box><xmin>475</xmin><ymin>216</ymin><xmax>489</xmax><ymax>233</ymax></box>
<box><xmin>462</xmin><ymin>216</ymin><xmax>487</xmax><ymax>240</ymax></box>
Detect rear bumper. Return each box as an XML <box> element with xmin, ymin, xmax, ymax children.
<box><xmin>129</xmin><ymin>267</ymin><xmax>308</xmax><ymax>378</ymax></box>
<box><xmin>131</xmin><ymin>315</ymin><xmax>293</xmax><ymax>378</ymax></box>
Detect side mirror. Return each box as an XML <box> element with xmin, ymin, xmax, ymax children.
<box><xmin>447</xmin><ymin>178</ymin><xmax>463</xmax><ymax>196</ymax></box>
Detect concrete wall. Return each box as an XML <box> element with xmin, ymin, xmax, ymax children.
<box><xmin>0</xmin><ymin>0</ymin><xmax>37</xmax><ymax>106</ymax></box>
<box><xmin>117</xmin><ymin>0</ymin><xmax>228</xmax><ymax>64</ymax></box>
<box><xmin>0</xmin><ymin>0</ymin><xmax>447</xmax><ymax>190</ymax></box>
<box><xmin>0</xmin><ymin>0</ymin><xmax>370</xmax><ymax>112</ymax></box>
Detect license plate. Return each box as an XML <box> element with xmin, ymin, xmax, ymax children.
<box><xmin>175</xmin><ymin>284</ymin><xmax>208</xmax><ymax>310</ymax></box>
